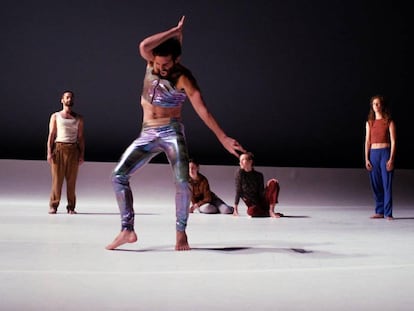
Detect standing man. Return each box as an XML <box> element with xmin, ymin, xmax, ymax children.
<box><xmin>47</xmin><ymin>90</ymin><xmax>85</xmax><ymax>214</ymax></box>
<box><xmin>106</xmin><ymin>16</ymin><xmax>245</xmax><ymax>251</ymax></box>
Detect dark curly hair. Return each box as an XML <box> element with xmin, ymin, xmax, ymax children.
<box><xmin>152</xmin><ymin>38</ymin><xmax>182</xmax><ymax>61</ymax></box>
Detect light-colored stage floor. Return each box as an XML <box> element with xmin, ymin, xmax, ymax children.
<box><xmin>1</xmin><ymin>159</ymin><xmax>414</xmax><ymax>311</ymax></box>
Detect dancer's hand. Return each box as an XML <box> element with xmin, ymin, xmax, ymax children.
<box><xmin>176</xmin><ymin>16</ymin><xmax>185</xmax><ymax>43</ymax></box>
<box><xmin>221</xmin><ymin>136</ymin><xmax>246</xmax><ymax>158</ymax></box>
<box><xmin>386</xmin><ymin>159</ymin><xmax>394</xmax><ymax>171</ymax></box>
<box><xmin>365</xmin><ymin>160</ymin><xmax>372</xmax><ymax>171</ymax></box>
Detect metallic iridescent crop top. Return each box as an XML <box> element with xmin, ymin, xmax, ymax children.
<box><xmin>141</xmin><ymin>65</ymin><xmax>187</xmax><ymax>108</ymax></box>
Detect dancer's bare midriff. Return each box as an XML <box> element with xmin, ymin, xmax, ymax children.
<box><xmin>371</xmin><ymin>143</ymin><xmax>390</xmax><ymax>149</ymax></box>
<box><xmin>141</xmin><ymin>99</ymin><xmax>182</xmax><ymax>126</ymax></box>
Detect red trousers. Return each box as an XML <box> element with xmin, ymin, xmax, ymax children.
<box><xmin>246</xmin><ymin>179</ymin><xmax>280</xmax><ymax>217</ymax></box>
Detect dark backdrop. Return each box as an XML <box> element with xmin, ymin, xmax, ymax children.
<box><xmin>1</xmin><ymin>0</ymin><xmax>411</xmax><ymax>168</ymax></box>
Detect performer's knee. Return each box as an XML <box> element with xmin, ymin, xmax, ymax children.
<box><xmin>267</xmin><ymin>178</ymin><xmax>279</xmax><ymax>190</ymax></box>
<box><xmin>111</xmin><ymin>172</ymin><xmax>129</xmax><ymax>188</ymax></box>
<box><xmin>175</xmin><ymin>179</ymin><xmax>190</xmax><ymax>195</ymax></box>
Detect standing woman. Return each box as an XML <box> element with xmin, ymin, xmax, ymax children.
<box><xmin>365</xmin><ymin>95</ymin><xmax>396</xmax><ymax>220</ymax></box>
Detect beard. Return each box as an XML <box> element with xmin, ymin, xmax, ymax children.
<box><xmin>152</xmin><ymin>64</ymin><xmax>179</xmax><ymax>79</ymax></box>
<box><xmin>159</xmin><ymin>69</ymin><xmax>168</xmax><ymax>77</ymax></box>
<box><xmin>153</xmin><ymin>68</ymin><xmax>170</xmax><ymax>78</ymax></box>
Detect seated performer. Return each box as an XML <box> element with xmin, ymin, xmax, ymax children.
<box><xmin>189</xmin><ymin>158</ymin><xmax>233</xmax><ymax>214</ymax></box>
<box><xmin>233</xmin><ymin>152</ymin><xmax>282</xmax><ymax>218</ymax></box>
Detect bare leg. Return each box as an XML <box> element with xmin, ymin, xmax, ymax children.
<box><xmin>175</xmin><ymin>231</ymin><xmax>191</xmax><ymax>251</ymax></box>
<box><xmin>105</xmin><ymin>230</ymin><xmax>138</xmax><ymax>250</ymax></box>
<box><xmin>269</xmin><ymin>205</ymin><xmax>283</xmax><ymax>218</ymax></box>
<box><xmin>266</xmin><ymin>180</ymin><xmax>282</xmax><ymax>218</ymax></box>
<box><xmin>269</xmin><ymin>211</ymin><xmax>282</xmax><ymax>218</ymax></box>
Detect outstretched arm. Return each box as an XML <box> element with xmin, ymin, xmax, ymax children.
<box><xmin>139</xmin><ymin>16</ymin><xmax>185</xmax><ymax>62</ymax></box>
<box><xmin>181</xmin><ymin>75</ymin><xmax>245</xmax><ymax>157</ymax></box>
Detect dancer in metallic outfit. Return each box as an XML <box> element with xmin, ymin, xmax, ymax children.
<box><xmin>106</xmin><ymin>16</ymin><xmax>245</xmax><ymax>251</ymax></box>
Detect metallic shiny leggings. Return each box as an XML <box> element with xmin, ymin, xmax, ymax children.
<box><xmin>111</xmin><ymin>121</ymin><xmax>190</xmax><ymax>232</ymax></box>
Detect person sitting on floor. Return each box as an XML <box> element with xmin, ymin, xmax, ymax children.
<box><xmin>233</xmin><ymin>152</ymin><xmax>282</xmax><ymax>218</ymax></box>
<box><xmin>189</xmin><ymin>158</ymin><xmax>233</xmax><ymax>214</ymax></box>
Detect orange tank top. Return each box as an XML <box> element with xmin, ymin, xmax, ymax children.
<box><xmin>370</xmin><ymin>119</ymin><xmax>390</xmax><ymax>144</ymax></box>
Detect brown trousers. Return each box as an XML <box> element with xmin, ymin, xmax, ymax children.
<box><xmin>49</xmin><ymin>142</ymin><xmax>80</xmax><ymax>211</ymax></box>
<box><xmin>246</xmin><ymin>179</ymin><xmax>280</xmax><ymax>217</ymax></box>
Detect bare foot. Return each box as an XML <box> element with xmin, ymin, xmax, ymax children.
<box><xmin>269</xmin><ymin>211</ymin><xmax>282</xmax><ymax>218</ymax></box>
<box><xmin>48</xmin><ymin>207</ymin><xmax>57</xmax><ymax>214</ymax></box>
<box><xmin>105</xmin><ymin>230</ymin><xmax>138</xmax><ymax>250</ymax></box>
<box><xmin>370</xmin><ymin>214</ymin><xmax>384</xmax><ymax>219</ymax></box>
<box><xmin>175</xmin><ymin>231</ymin><xmax>191</xmax><ymax>251</ymax></box>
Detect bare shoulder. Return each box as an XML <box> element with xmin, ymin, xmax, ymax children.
<box><xmin>175</xmin><ymin>64</ymin><xmax>200</xmax><ymax>91</ymax></box>
<box><xmin>70</xmin><ymin>111</ymin><xmax>83</xmax><ymax>120</ymax></box>
<box><xmin>389</xmin><ymin>119</ymin><xmax>396</xmax><ymax>131</ymax></box>
<box><xmin>50</xmin><ymin>112</ymin><xmax>57</xmax><ymax>121</ymax></box>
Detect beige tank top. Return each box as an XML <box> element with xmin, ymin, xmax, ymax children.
<box><xmin>55</xmin><ymin>112</ymin><xmax>79</xmax><ymax>143</ymax></box>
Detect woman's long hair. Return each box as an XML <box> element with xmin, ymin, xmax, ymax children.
<box><xmin>367</xmin><ymin>95</ymin><xmax>391</xmax><ymax>122</ymax></box>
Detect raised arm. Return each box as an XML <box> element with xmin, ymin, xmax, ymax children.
<box><xmin>139</xmin><ymin>16</ymin><xmax>185</xmax><ymax>62</ymax></box>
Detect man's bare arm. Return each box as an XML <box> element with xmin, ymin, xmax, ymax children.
<box><xmin>182</xmin><ymin>76</ymin><xmax>245</xmax><ymax>157</ymax></box>
<box><xmin>46</xmin><ymin>113</ymin><xmax>57</xmax><ymax>164</ymax></box>
<box><xmin>139</xmin><ymin>16</ymin><xmax>185</xmax><ymax>62</ymax></box>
